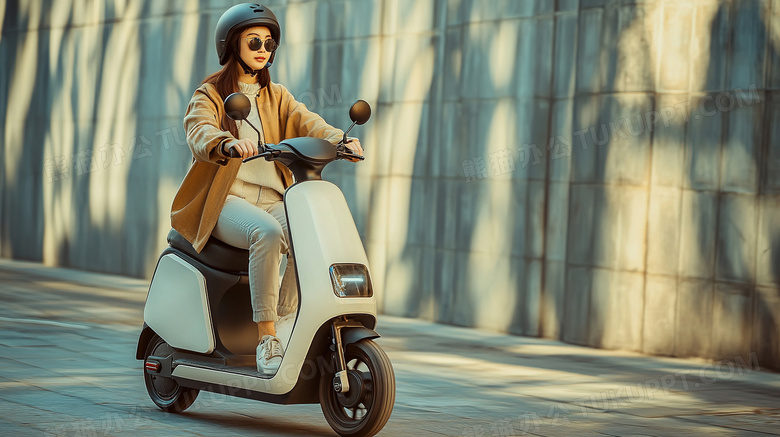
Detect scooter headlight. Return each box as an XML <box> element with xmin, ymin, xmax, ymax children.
<box><xmin>330</xmin><ymin>264</ymin><xmax>373</xmax><ymax>298</ymax></box>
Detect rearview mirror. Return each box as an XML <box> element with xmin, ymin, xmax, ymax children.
<box><xmin>224</xmin><ymin>92</ymin><xmax>251</xmax><ymax>120</ymax></box>
<box><xmin>349</xmin><ymin>100</ymin><xmax>371</xmax><ymax>125</ymax></box>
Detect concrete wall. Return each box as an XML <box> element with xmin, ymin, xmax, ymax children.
<box><xmin>2</xmin><ymin>0</ymin><xmax>779</xmax><ymax>369</ymax></box>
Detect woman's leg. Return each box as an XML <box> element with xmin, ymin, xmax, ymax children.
<box><xmin>266</xmin><ymin>201</ymin><xmax>298</xmax><ymax>317</ymax></box>
<box><xmin>212</xmin><ymin>195</ymin><xmax>285</xmax><ymax>335</ymax></box>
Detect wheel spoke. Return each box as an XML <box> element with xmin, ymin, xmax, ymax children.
<box><xmin>362</xmin><ymin>390</ymin><xmax>374</xmax><ymax>410</ymax></box>
<box><xmin>357</xmin><ymin>370</ymin><xmax>374</xmax><ymax>409</ymax></box>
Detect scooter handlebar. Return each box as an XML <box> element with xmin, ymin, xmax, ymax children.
<box><xmin>335</xmin><ymin>139</ymin><xmax>365</xmax><ymax>162</ymax></box>
<box><xmin>228</xmin><ymin>146</ymin><xmax>275</xmax><ymax>163</ymax></box>
<box><xmin>229</xmin><ymin>143</ymin><xmax>364</xmax><ymax>162</ymax></box>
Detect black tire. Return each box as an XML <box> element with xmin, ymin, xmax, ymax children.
<box><xmin>319</xmin><ymin>339</ymin><xmax>395</xmax><ymax>437</ymax></box>
<box><xmin>143</xmin><ymin>334</ymin><xmax>199</xmax><ymax>413</ymax></box>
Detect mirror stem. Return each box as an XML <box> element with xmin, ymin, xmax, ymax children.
<box><xmin>242</xmin><ymin>119</ymin><xmax>265</xmax><ymax>151</ymax></box>
<box><xmin>342</xmin><ymin>121</ymin><xmax>357</xmax><ymax>145</ymax></box>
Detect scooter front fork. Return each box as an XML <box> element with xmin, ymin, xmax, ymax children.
<box><xmin>331</xmin><ymin>318</ymin><xmax>362</xmax><ymax>394</ymax></box>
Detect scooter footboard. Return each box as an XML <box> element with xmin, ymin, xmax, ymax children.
<box><xmin>161</xmin><ymin>315</ymin><xmax>378</xmax><ymax>404</ymax></box>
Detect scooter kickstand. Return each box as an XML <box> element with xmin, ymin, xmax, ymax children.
<box><xmin>331</xmin><ymin>322</ymin><xmax>350</xmax><ymax>393</ymax></box>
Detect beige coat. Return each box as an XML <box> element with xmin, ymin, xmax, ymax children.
<box><xmin>171</xmin><ymin>82</ymin><xmax>343</xmax><ymax>252</ymax></box>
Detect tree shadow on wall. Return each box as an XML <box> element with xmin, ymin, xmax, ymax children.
<box><xmin>563</xmin><ymin>1</ymin><xmax>780</xmax><ymax>371</ymax></box>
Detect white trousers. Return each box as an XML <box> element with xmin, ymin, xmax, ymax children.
<box><xmin>212</xmin><ymin>187</ymin><xmax>297</xmax><ymax>322</ymax></box>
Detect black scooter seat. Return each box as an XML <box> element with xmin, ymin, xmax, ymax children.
<box><xmin>167</xmin><ymin>229</ymin><xmax>249</xmax><ymax>274</ymax></box>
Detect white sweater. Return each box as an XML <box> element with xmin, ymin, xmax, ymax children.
<box><xmin>230</xmin><ymin>80</ymin><xmax>287</xmax><ymax>200</ymax></box>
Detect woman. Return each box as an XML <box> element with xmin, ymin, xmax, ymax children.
<box><xmin>170</xmin><ymin>3</ymin><xmax>363</xmax><ymax>374</ymax></box>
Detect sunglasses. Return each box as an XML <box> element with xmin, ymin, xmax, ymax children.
<box><xmin>242</xmin><ymin>37</ymin><xmax>278</xmax><ymax>52</ymax></box>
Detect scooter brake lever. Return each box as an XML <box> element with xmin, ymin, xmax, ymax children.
<box><xmin>243</xmin><ymin>150</ymin><xmax>277</xmax><ymax>163</ymax></box>
<box><xmin>339</xmin><ymin>151</ymin><xmax>365</xmax><ymax>161</ymax></box>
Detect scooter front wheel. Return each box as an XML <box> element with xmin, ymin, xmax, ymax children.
<box><xmin>143</xmin><ymin>334</ymin><xmax>199</xmax><ymax>413</ymax></box>
<box><xmin>319</xmin><ymin>339</ymin><xmax>395</xmax><ymax>437</ymax></box>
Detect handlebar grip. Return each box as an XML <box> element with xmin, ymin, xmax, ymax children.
<box><xmin>228</xmin><ymin>147</ymin><xmax>242</xmax><ymax>159</ymax></box>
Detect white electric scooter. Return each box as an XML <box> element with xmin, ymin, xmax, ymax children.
<box><xmin>136</xmin><ymin>96</ymin><xmax>395</xmax><ymax>437</ymax></box>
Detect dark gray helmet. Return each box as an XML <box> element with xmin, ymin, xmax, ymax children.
<box><xmin>215</xmin><ymin>3</ymin><xmax>281</xmax><ymax>68</ymax></box>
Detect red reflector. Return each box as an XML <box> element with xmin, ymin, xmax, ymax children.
<box><xmin>145</xmin><ymin>361</ymin><xmax>161</xmax><ymax>372</ymax></box>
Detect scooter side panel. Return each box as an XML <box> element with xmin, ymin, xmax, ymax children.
<box><xmin>144</xmin><ymin>254</ymin><xmax>216</xmax><ymax>354</ymax></box>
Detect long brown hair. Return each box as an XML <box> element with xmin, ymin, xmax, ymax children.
<box><xmin>202</xmin><ymin>30</ymin><xmax>271</xmax><ymax>138</ymax></box>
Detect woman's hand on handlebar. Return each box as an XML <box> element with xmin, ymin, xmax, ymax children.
<box><xmin>227</xmin><ymin>139</ymin><xmax>259</xmax><ymax>159</ymax></box>
<box><xmin>344</xmin><ymin>137</ymin><xmax>363</xmax><ymax>162</ymax></box>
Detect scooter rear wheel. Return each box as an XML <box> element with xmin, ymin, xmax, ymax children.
<box><xmin>143</xmin><ymin>334</ymin><xmax>199</xmax><ymax>413</ymax></box>
<box><xmin>319</xmin><ymin>339</ymin><xmax>395</xmax><ymax>437</ymax></box>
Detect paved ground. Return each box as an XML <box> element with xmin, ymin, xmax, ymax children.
<box><xmin>1</xmin><ymin>258</ymin><xmax>779</xmax><ymax>437</ymax></box>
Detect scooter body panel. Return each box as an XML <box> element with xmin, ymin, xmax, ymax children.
<box><xmin>144</xmin><ymin>254</ymin><xmax>216</xmax><ymax>354</ymax></box>
<box><xmin>282</xmin><ymin>179</ymin><xmax>377</xmax><ymax>378</ymax></box>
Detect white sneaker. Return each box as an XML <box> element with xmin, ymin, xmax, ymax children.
<box><xmin>256</xmin><ymin>335</ymin><xmax>284</xmax><ymax>374</ymax></box>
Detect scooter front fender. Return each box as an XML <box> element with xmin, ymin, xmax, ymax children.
<box><xmin>341</xmin><ymin>326</ymin><xmax>380</xmax><ymax>346</ymax></box>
